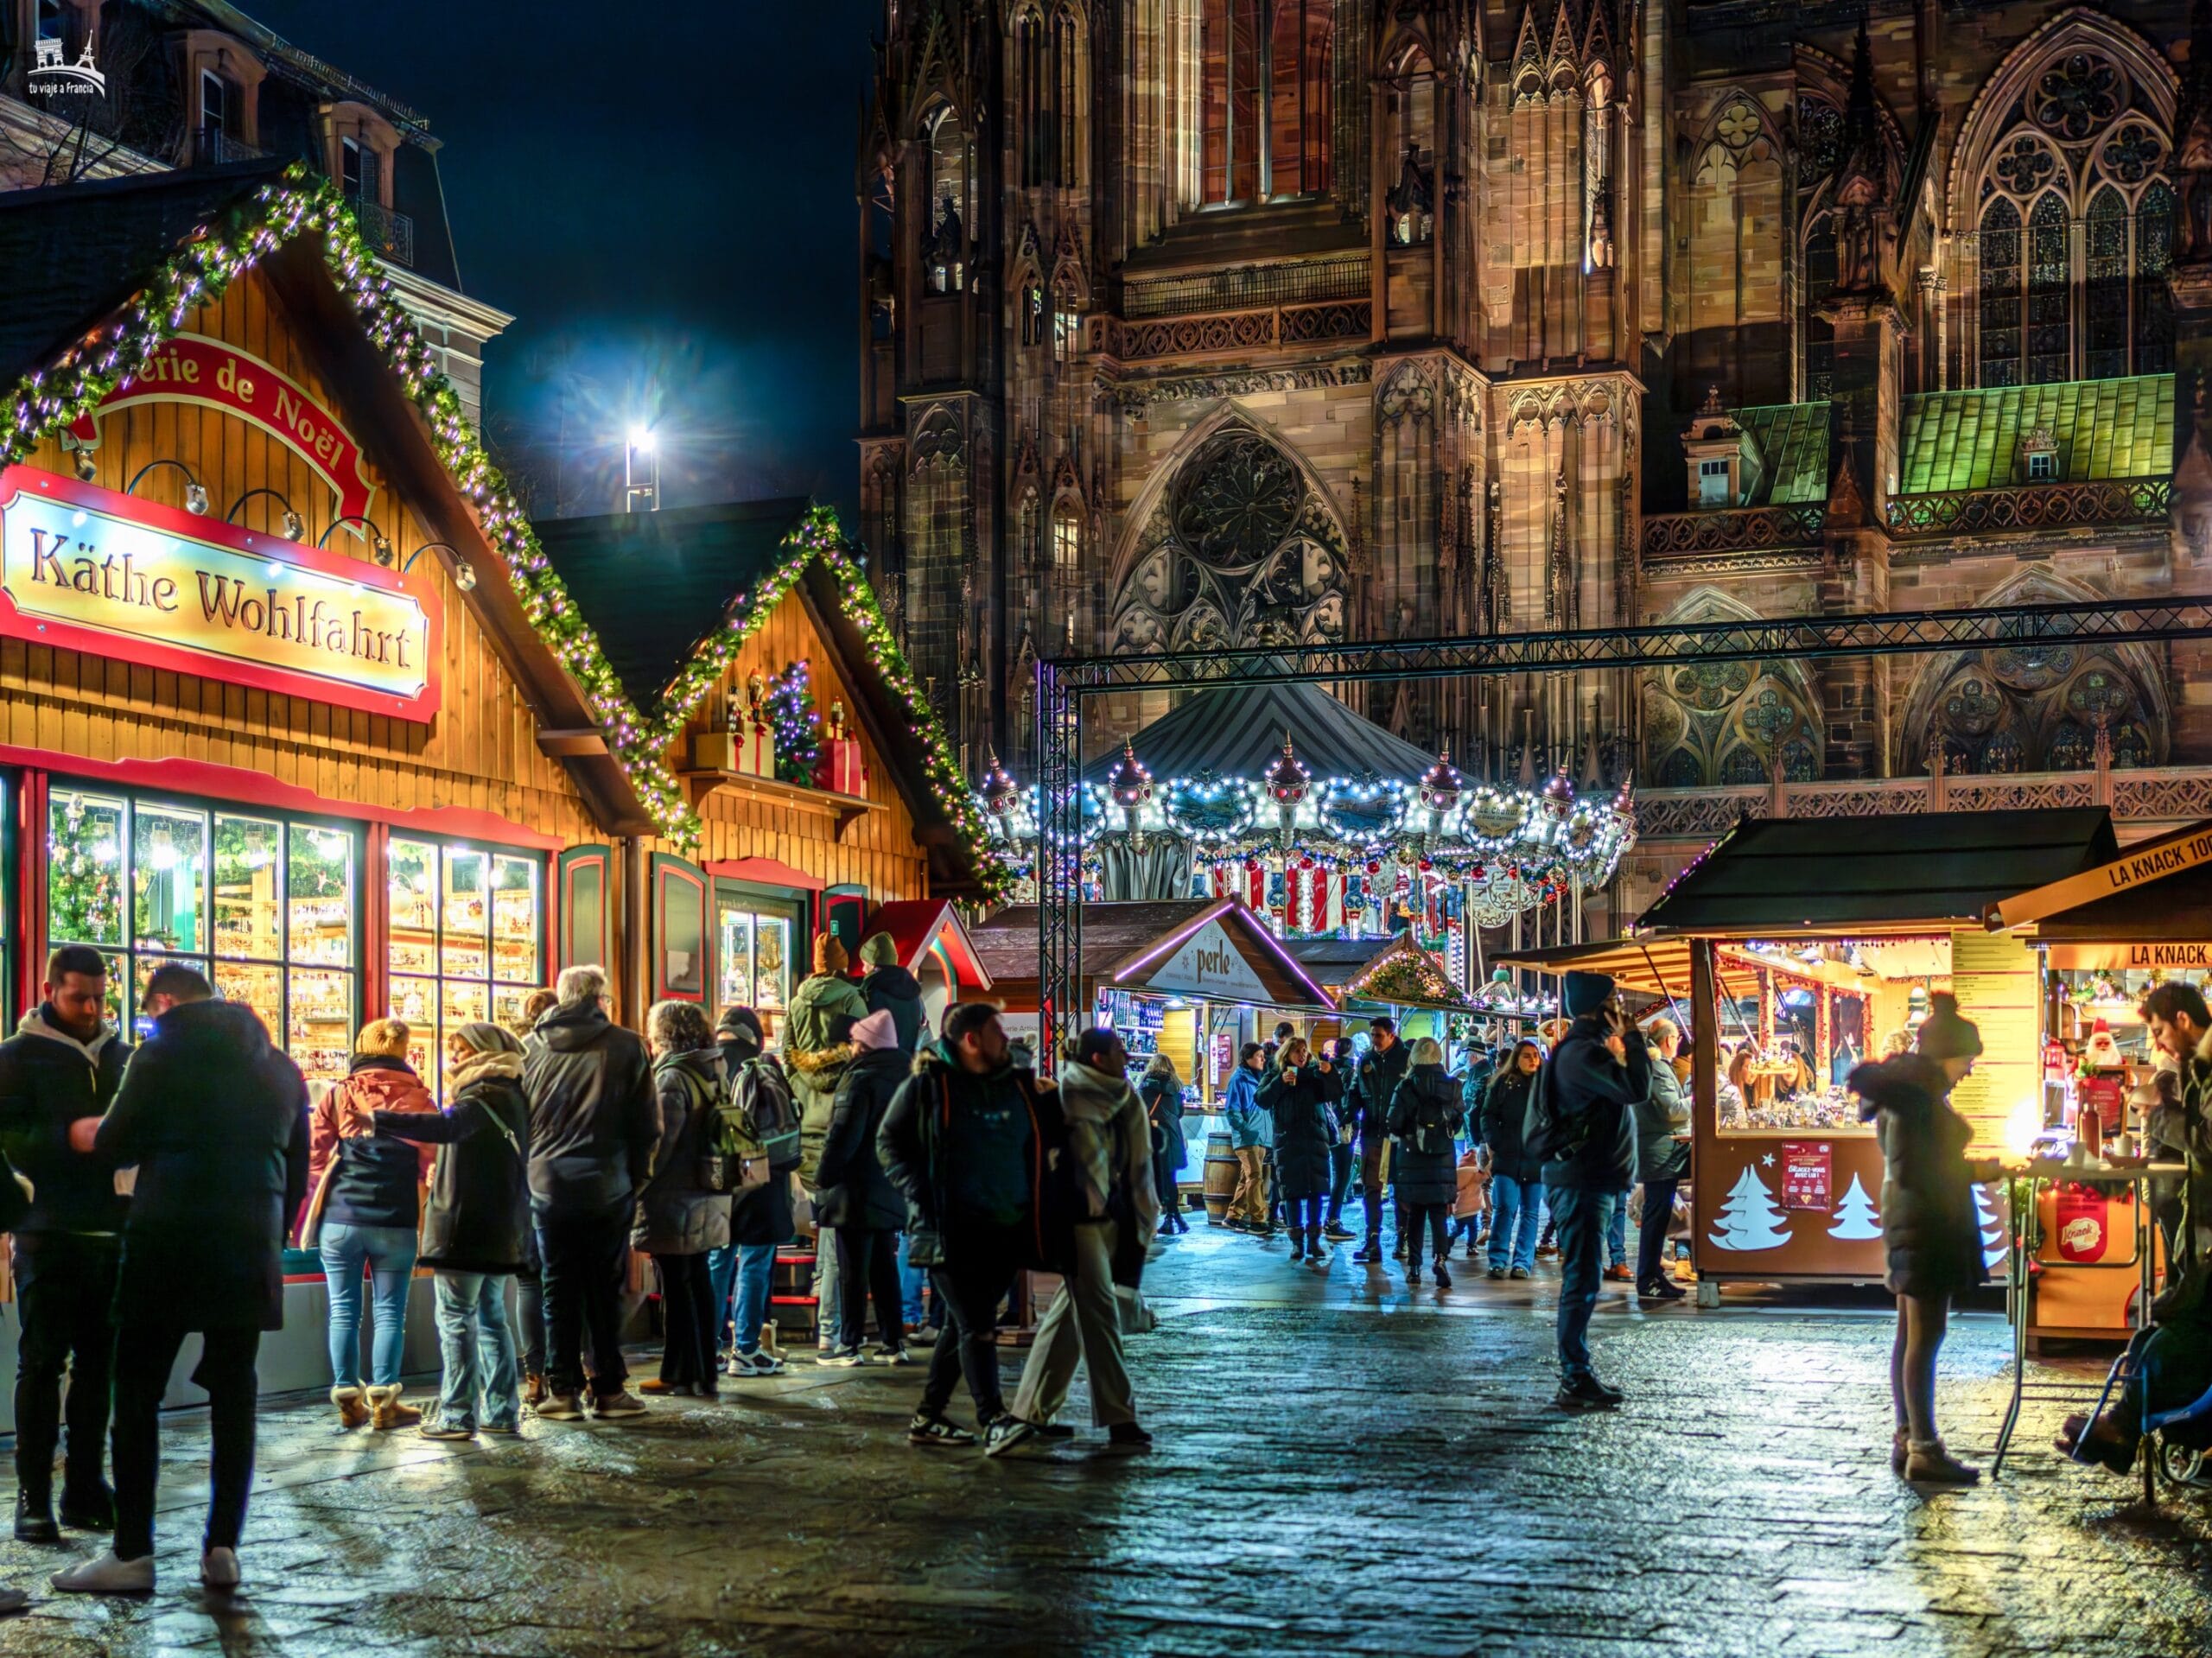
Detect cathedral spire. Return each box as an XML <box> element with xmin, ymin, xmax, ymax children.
<box><xmin>1826</xmin><ymin>11</ymin><xmax>1892</xmax><ymax>299</ymax></box>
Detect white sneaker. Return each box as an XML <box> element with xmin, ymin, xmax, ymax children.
<box><xmin>200</xmin><ymin>1547</ymin><xmax>240</xmax><ymax>1590</ymax></box>
<box><xmin>52</xmin><ymin>1550</ymin><xmax>155</xmax><ymax>1594</ymax></box>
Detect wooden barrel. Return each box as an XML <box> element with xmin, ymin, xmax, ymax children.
<box><xmin>1202</xmin><ymin>1130</ymin><xmax>1240</xmax><ymax>1223</ymax></box>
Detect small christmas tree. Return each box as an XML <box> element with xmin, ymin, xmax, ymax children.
<box><xmin>1828</xmin><ymin>1173</ymin><xmax>1882</xmax><ymax>1241</ymax></box>
<box><xmin>1707</xmin><ymin>1163</ymin><xmax>1792</xmax><ymax>1251</ymax></box>
<box><xmin>766</xmin><ymin>659</ymin><xmax>822</xmax><ymax>786</ymax></box>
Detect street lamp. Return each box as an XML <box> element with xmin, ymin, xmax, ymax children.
<box><xmin>625</xmin><ymin>426</ymin><xmax>659</xmax><ymax>513</ymax></box>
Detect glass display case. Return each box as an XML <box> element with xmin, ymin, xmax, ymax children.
<box><xmin>47</xmin><ymin>786</ymin><xmax>359</xmax><ymax>1078</ymax></box>
<box><xmin>715</xmin><ymin>893</ymin><xmax>795</xmax><ymax>1044</ymax></box>
<box><xmin>388</xmin><ymin>835</ymin><xmax>544</xmax><ymax>1097</ymax></box>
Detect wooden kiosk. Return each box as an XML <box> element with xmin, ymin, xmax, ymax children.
<box><xmin>1622</xmin><ymin>811</ymin><xmax>2122</xmax><ymax>1298</ymax></box>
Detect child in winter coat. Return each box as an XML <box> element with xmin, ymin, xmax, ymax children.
<box><xmin>1452</xmin><ymin>1146</ymin><xmax>1490</xmax><ymax>1259</ymax></box>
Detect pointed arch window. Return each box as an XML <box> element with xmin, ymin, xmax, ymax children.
<box><xmin>1052</xmin><ymin>4</ymin><xmax>1084</xmax><ymax>188</ymax></box>
<box><xmin>925</xmin><ymin>107</ymin><xmax>969</xmax><ymax>294</ymax></box>
<box><xmin>1962</xmin><ymin>47</ymin><xmax>2174</xmax><ymax>385</ymax></box>
<box><xmin>1015</xmin><ymin>10</ymin><xmax>1046</xmax><ymax>187</ymax></box>
<box><xmin>1201</xmin><ymin>0</ymin><xmax>1332</xmax><ymax>206</ymax></box>
<box><xmin>1803</xmin><ymin>211</ymin><xmax>1838</xmax><ymax>402</ymax></box>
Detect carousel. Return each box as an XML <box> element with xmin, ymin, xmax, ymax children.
<box><xmin>978</xmin><ymin>682</ymin><xmax>1634</xmax><ymax>977</ymax></box>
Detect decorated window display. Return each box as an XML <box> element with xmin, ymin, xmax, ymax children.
<box><xmin>388</xmin><ymin>835</ymin><xmax>543</xmax><ymax>1095</ymax></box>
<box><xmin>46</xmin><ymin>785</ymin><xmax>359</xmax><ymax>1079</ymax></box>
<box><xmin>715</xmin><ymin>899</ymin><xmax>793</xmax><ymax>1044</ymax></box>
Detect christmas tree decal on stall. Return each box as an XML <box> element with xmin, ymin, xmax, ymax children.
<box><xmin>1976</xmin><ymin>1183</ymin><xmax>2011</xmax><ymax>1273</ymax></box>
<box><xmin>1708</xmin><ymin>1163</ymin><xmax>1792</xmax><ymax>1251</ymax></box>
<box><xmin>1829</xmin><ymin>1175</ymin><xmax>1882</xmax><ymax>1241</ymax></box>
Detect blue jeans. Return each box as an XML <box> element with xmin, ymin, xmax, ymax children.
<box><xmin>1549</xmin><ymin>1185</ymin><xmax>1617</xmax><ymax>1381</ymax></box>
<box><xmin>708</xmin><ymin>1243</ymin><xmax>739</xmax><ymax>1349</ymax></box>
<box><xmin>899</xmin><ymin>1233</ymin><xmax>937</xmax><ymax>1328</ymax></box>
<box><xmin>320</xmin><ymin>1222</ymin><xmax>418</xmax><ymax>1388</ymax></box>
<box><xmin>1487</xmin><ymin>1174</ymin><xmax>1543</xmax><ymax>1272</ymax></box>
<box><xmin>1606</xmin><ymin>1185</ymin><xmax>1631</xmax><ymax>1268</ymax></box>
<box><xmin>1326</xmin><ymin>1141</ymin><xmax>1356</xmax><ymax>1225</ymax></box>
<box><xmin>730</xmin><ymin>1242</ymin><xmax>778</xmax><ymax>1356</ymax></box>
<box><xmin>432</xmin><ymin>1271</ymin><xmax>519</xmax><ymax>1432</ymax></box>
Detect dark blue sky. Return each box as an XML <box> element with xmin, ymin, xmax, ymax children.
<box><xmin>247</xmin><ymin>0</ymin><xmax>879</xmax><ymax>522</ymax></box>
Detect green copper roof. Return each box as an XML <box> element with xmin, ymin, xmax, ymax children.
<box><xmin>1734</xmin><ymin>403</ymin><xmax>1831</xmax><ymax>505</ymax></box>
<box><xmin>1898</xmin><ymin>376</ymin><xmax>2173</xmax><ymax>493</ymax></box>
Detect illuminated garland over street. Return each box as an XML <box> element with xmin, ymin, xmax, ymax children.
<box><xmin>0</xmin><ymin>165</ymin><xmax>1006</xmax><ymax>893</ymax></box>
<box><xmin>981</xmin><ymin>741</ymin><xmax>1633</xmax><ymax>929</ymax></box>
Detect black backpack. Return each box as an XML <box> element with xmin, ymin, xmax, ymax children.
<box><xmin>734</xmin><ymin>1057</ymin><xmax>801</xmax><ymax>1173</ymax></box>
<box><xmin>1519</xmin><ymin>1054</ymin><xmax>1589</xmax><ymax>1168</ymax></box>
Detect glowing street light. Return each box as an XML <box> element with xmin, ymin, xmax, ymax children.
<box><xmin>625</xmin><ymin>425</ymin><xmax>659</xmax><ymax>512</ymax></box>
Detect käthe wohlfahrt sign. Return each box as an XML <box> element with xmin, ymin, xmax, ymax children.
<box><xmin>0</xmin><ymin>467</ymin><xmax>438</xmax><ymax>721</ymax></box>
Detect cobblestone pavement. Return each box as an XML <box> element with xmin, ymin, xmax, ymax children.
<box><xmin>0</xmin><ymin>1226</ymin><xmax>2208</xmax><ymax>1657</ymax></box>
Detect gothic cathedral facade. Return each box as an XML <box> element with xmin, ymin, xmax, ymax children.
<box><xmin>857</xmin><ymin>1</ymin><xmax>2212</xmax><ymax>846</ymax></box>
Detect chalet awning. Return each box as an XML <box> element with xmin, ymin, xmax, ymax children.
<box><xmin>1636</xmin><ymin>809</ymin><xmax>2120</xmax><ymax>938</ymax></box>
<box><xmin>861</xmin><ymin>899</ymin><xmax>992</xmax><ymax>990</ymax></box>
<box><xmin>1992</xmin><ymin>818</ymin><xmax>2212</xmax><ymax>943</ymax></box>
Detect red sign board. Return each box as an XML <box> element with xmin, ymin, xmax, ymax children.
<box><xmin>1781</xmin><ymin>1141</ymin><xmax>1834</xmax><ymax>1212</ymax></box>
<box><xmin>0</xmin><ymin>467</ymin><xmax>439</xmax><ymax>722</ymax></box>
<box><xmin>67</xmin><ymin>335</ymin><xmax>376</xmax><ymax>523</ymax></box>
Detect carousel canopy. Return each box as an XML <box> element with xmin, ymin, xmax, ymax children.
<box><xmin>1079</xmin><ymin>680</ymin><xmax>1433</xmax><ymax>785</ymax></box>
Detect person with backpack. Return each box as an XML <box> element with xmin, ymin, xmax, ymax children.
<box><xmin>817</xmin><ymin>1009</ymin><xmax>912</xmax><ymax>1365</ymax></box>
<box><xmin>355</xmin><ymin>1022</ymin><xmax>533</xmax><ymax>1440</ymax></box>
<box><xmin>715</xmin><ymin>1007</ymin><xmax>798</xmax><ymax>1379</ymax></box>
<box><xmin>1388</xmin><ymin>1038</ymin><xmax>1465</xmax><ymax>1289</ymax></box>
<box><xmin>1348</xmin><ymin>1018</ymin><xmax>1411</xmax><ymax>1263</ymax></box>
<box><xmin>1537</xmin><ymin>972</ymin><xmax>1651</xmax><ymax>1410</ymax></box>
<box><xmin>1482</xmin><ymin>1039</ymin><xmax>1545</xmax><ymax>1279</ymax></box>
<box><xmin>878</xmin><ymin>1002</ymin><xmax>1061</xmax><ymax>1448</ymax></box>
<box><xmin>636</xmin><ymin>1001</ymin><xmax>733</xmax><ymax>1398</ymax></box>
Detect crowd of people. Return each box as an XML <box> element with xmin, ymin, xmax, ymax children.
<box><xmin>0</xmin><ymin>926</ymin><xmax>2205</xmax><ymax>1610</ymax></box>
<box><xmin>1201</xmin><ymin>998</ymin><xmax>1697</xmax><ymax>1335</ymax></box>
<box><xmin>0</xmin><ymin>931</ymin><xmax>1173</xmax><ymax>1598</ymax></box>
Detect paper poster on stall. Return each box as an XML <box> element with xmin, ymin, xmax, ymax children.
<box><xmin>1948</xmin><ymin>929</ymin><xmax>2040</xmax><ymax>1158</ymax></box>
<box><xmin>1780</xmin><ymin>1142</ymin><xmax>1833</xmax><ymax>1211</ymax></box>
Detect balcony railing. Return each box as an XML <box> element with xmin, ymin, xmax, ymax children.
<box><xmin>190</xmin><ymin>125</ymin><xmax>265</xmax><ymax>167</ymax></box>
<box><xmin>1123</xmin><ymin>256</ymin><xmax>1370</xmax><ymax>320</ymax></box>
<box><xmin>1884</xmin><ymin>477</ymin><xmax>2171</xmax><ymax>537</ymax></box>
<box><xmin>1090</xmin><ymin>299</ymin><xmax>1371</xmax><ymax>362</ymax></box>
<box><xmin>350</xmin><ymin>197</ymin><xmax>415</xmax><ymax>268</ymax></box>
<box><xmin>1632</xmin><ymin>764</ymin><xmax>2212</xmax><ymax>844</ymax></box>
<box><xmin>1640</xmin><ymin>504</ymin><xmax>1827</xmax><ymax>562</ymax></box>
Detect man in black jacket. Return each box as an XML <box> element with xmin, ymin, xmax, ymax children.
<box><xmin>1541</xmin><ymin>971</ymin><xmax>1652</xmax><ymax>1410</ymax></box>
<box><xmin>879</xmin><ymin>1002</ymin><xmax>1053</xmax><ymax>1448</ymax></box>
<box><xmin>1347</xmin><ymin>1018</ymin><xmax>1411</xmax><ymax>1263</ymax></box>
<box><xmin>54</xmin><ymin>963</ymin><xmax>308</xmax><ymax>1597</ymax></box>
<box><xmin>0</xmin><ymin>945</ymin><xmax>130</xmax><ymax>1542</ymax></box>
<box><xmin>522</xmin><ymin>964</ymin><xmax>658</xmax><ymax>1424</ymax></box>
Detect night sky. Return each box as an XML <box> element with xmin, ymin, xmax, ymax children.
<box><xmin>245</xmin><ymin>0</ymin><xmax>880</xmax><ymax>524</ymax></box>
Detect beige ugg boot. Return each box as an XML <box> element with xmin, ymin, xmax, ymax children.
<box><xmin>331</xmin><ymin>1386</ymin><xmax>370</xmax><ymax>1430</ymax></box>
<box><xmin>366</xmin><ymin>1385</ymin><xmax>421</xmax><ymax>1431</ymax></box>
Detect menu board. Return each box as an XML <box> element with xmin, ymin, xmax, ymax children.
<box><xmin>1948</xmin><ymin>928</ymin><xmax>2041</xmax><ymax>1157</ymax></box>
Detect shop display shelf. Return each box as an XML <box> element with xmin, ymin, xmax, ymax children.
<box><xmin>676</xmin><ymin>768</ymin><xmax>883</xmax><ymax>842</ymax></box>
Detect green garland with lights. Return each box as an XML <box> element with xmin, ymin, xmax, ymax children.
<box><xmin>0</xmin><ymin>164</ymin><xmax>1007</xmax><ymax>895</ymax></box>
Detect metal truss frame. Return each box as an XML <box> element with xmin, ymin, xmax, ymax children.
<box><xmin>1031</xmin><ymin>594</ymin><xmax>2212</xmax><ymax>1065</ymax></box>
